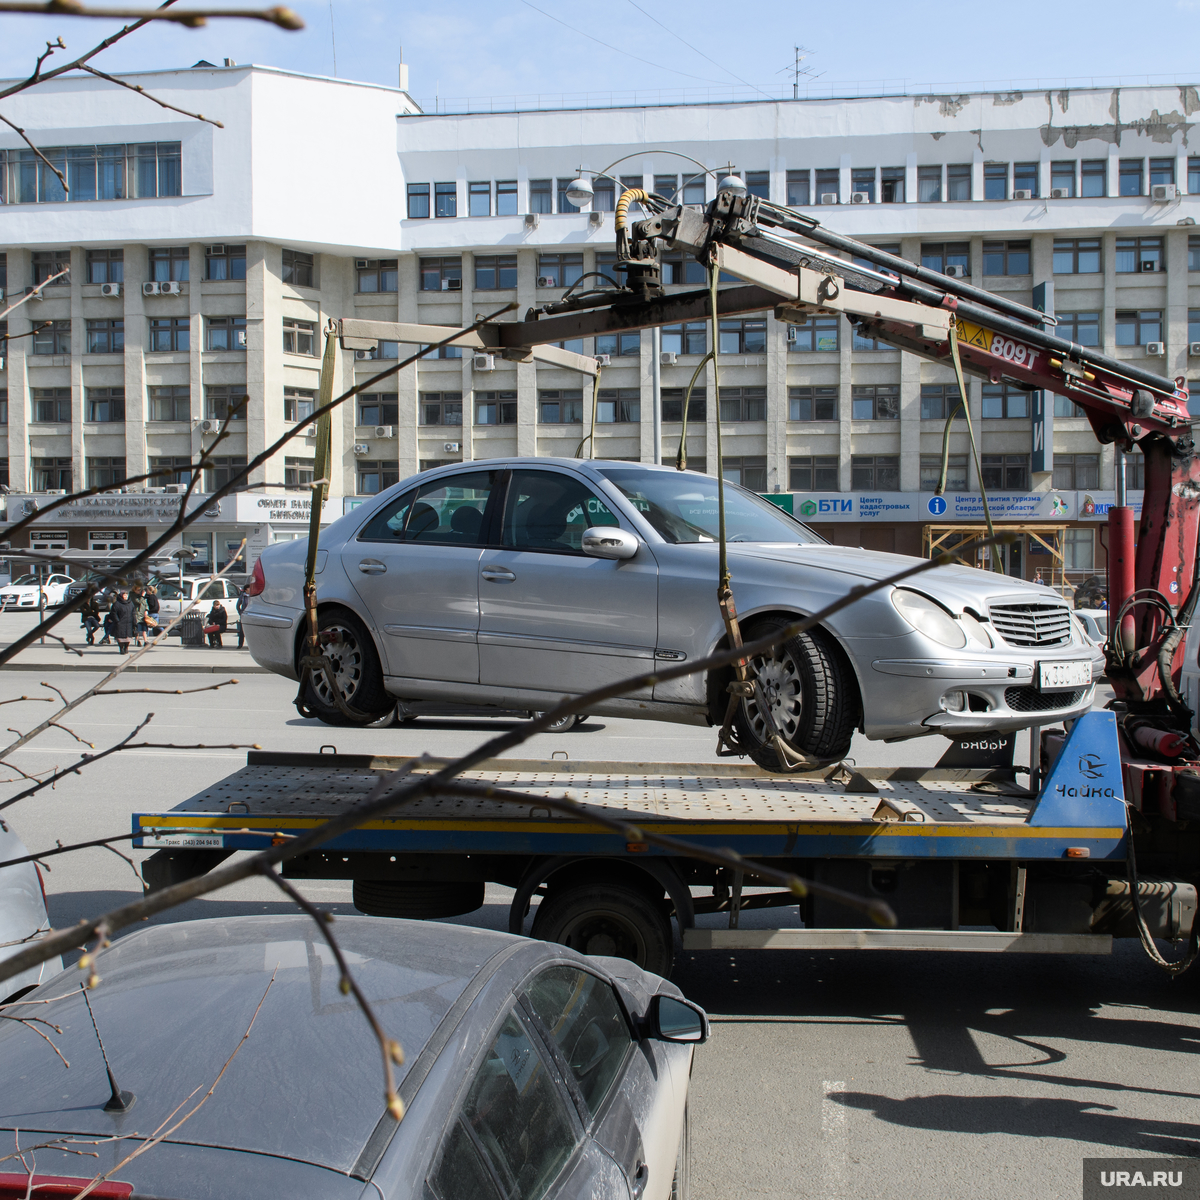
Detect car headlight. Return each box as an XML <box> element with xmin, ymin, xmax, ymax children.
<box><xmin>891</xmin><ymin>589</ymin><xmax>967</xmax><ymax>649</ymax></box>
<box><xmin>959</xmin><ymin>611</ymin><xmax>993</xmax><ymax>649</ymax></box>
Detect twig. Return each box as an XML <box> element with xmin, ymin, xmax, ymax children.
<box><xmin>0</xmin><ymin>698</ymin><xmax>54</xmax><ymax>709</ymax></box>
<box><xmin>102</xmin><ymin>841</ymin><xmax>144</xmax><ymax>888</ymax></box>
<box><xmin>42</xmin><ymin>634</ymin><xmax>84</xmax><ymax>658</ymax></box>
<box><xmin>0</xmin><ymin>269</ymin><xmax>69</xmax><ymax>321</ymax></box>
<box><xmin>48</xmin><ymin>721</ymin><xmax>94</xmax><ymax>748</ymax></box>
<box><xmin>0</xmin><ymin>321</ymin><xmax>53</xmax><ymax>344</ymax></box>
<box><xmin>1</xmin><ymin>827</ymin><xmax>179</xmax><ymax>869</ymax></box>
<box><xmin>0</xmin><ymin>1013</ymin><xmax>68</xmax><ymax>1067</ymax></box>
<box><xmin>76</xmin><ymin>62</ymin><xmax>223</xmax><ymax>125</ymax></box>
<box><xmin>0</xmin><ymin>2</ymin><xmax>304</xmax><ymax>27</ymax></box>
<box><xmin>94</xmin><ymin>680</ymin><xmax>239</xmax><ymax>696</ymax></box>
<box><xmin>0</xmin><ymin>112</ymin><xmax>67</xmax><ymax>193</ymax></box>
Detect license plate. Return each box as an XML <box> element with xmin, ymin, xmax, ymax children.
<box><xmin>1037</xmin><ymin>660</ymin><xmax>1092</xmax><ymax>691</ymax></box>
<box><xmin>140</xmin><ymin>832</ymin><xmax>224</xmax><ymax>848</ymax></box>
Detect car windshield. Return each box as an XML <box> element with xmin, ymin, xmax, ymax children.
<box><xmin>9</xmin><ymin>575</ymin><xmax>38</xmax><ymax>586</ymax></box>
<box><xmin>598</xmin><ymin>467</ymin><xmax>824</xmax><ymax>545</ymax></box>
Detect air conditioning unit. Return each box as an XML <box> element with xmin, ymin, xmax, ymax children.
<box><xmin>443</xmin><ymin>442</ymin><xmax>461</xmax><ymax>453</ymax></box>
<box><xmin>1190</xmin><ymin>342</ymin><xmax>1200</xmax><ymax>356</ymax></box>
<box><xmin>524</xmin><ymin>213</ymin><xmax>540</xmax><ymax>230</ymax></box>
<box><xmin>355</xmin><ymin>259</ymin><xmax>370</xmax><ymax>269</ymax></box>
<box><xmin>352</xmin><ymin>443</ymin><xmax>370</xmax><ymax>456</ymax></box>
<box><xmin>537</xmin><ymin>276</ymin><xmax>555</xmax><ymax>287</ymax></box>
<box><xmin>442</xmin><ymin>278</ymin><xmax>462</xmax><ymax>291</ymax></box>
<box><xmin>594</xmin><ymin>353</ymin><xmax>611</xmax><ymax>367</ymax></box>
<box><xmin>200</xmin><ymin>418</ymin><xmax>218</xmax><ymax>433</ymax></box>
<box><xmin>374</xmin><ymin>425</ymin><xmax>395</xmax><ymax>438</ymax></box>
<box><xmin>1050</xmin><ymin>187</ymin><xmax>1071</xmax><ymax>199</ymax></box>
<box><xmin>588</xmin><ymin>211</ymin><xmax>604</xmax><ymax>227</ymax></box>
<box><xmin>305</xmin><ymin>424</ymin><xmax>318</xmax><ymax>438</ymax></box>
<box><xmin>819</xmin><ymin>192</ymin><xmax>838</xmax><ymax>205</ymax></box>
<box><xmin>1152</xmin><ymin>184</ymin><xmax>1177</xmax><ymax>202</ymax></box>
<box><xmin>100</xmin><ymin>282</ymin><xmax>121</xmax><ymax>297</ymax></box>
<box><xmin>207</xmin><ymin>245</ymin><xmax>225</xmax><ymax>256</ymax></box>
<box><xmin>850</xmin><ymin>191</ymin><xmax>870</xmax><ymax>204</ymax></box>
<box><xmin>1013</xmin><ymin>189</ymin><xmax>1033</xmax><ymax>200</ymax></box>
<box><xmin>1140</xmin><ymin>260</ymin><xmax>1159</xmax><ymax>272</ymax></box>
<box><xmin>355</xmin><ymin>349</ymin><xmax>375</xmax><ymax>360</ymax></box>
<box><xmin>1145</xmin><ymin>341</ymin><xmax>1166</xmax><ymax>356</ymax></box>
<box><xmin>473</xmin><ymin>353</ymin><xmax>496</xmax><ymax>371</ymax></box>
<box><xmin>142</xmin><ymin>281</ymin><xmax>161</xmax><ymax>296</ymax></box>
<box><xmin>945</xmin><ymin>264</ymin><xmax>969</xmax><ymax>278</ymax></box>
<box><xmin>161</xmin><ymin>281</ymin><xmax>182</xmax><ymax>295</ymax></box>
<box><xmin>660</xmin><ymin>350</ymin><xmax>677</xmax><ymax>365</ymax></box>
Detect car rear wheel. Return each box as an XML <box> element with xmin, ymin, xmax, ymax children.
<box><xmin>298</xmin><ymin>609</ymin><xmax>393</xmax><ymax>726</ymax></box>
<box><xmin>733</xmin><ymin>616</ymin><xmax>859</xmax><ymax>768</ymax></box>
<box><xmin>532</xmin><ymin>711</ymin><xmax>586</xmax><ymax>732</ymax></box>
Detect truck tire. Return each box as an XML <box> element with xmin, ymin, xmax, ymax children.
<box><xmin>531</xmin><ymin>881</ymin><xmax>674</xmax><ymax>976</ymax></box>
<box><xmin>733</xmin><ymin>616</ymin><xmax>859</xmax><ymax>768</ymax></box>
<box><xmin>299</xmin><ymin>609</ymin><xmax>392</xmax><ymax>726</ymax></box>
<box><xmin>353</xmin><ymin>879</ymin><xmax>484</xmax><ymax>918</ymax></box>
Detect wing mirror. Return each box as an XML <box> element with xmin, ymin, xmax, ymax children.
<box><xmin>650</xmin><ymin>994</ymin><xmax>709</xmax><ymax>1043</ymax></box>
<box><xmin>581</xmin><ymin>527</ymin><xmax>639</xmax><ymax>560</ymax></box>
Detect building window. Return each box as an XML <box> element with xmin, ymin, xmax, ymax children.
<box><xmin>877</xmin><ymin>166</ymin><xmax>904</xmax><ymax>203</ymax></box>
<box><xmin>86</xmin><ymin>248</ymin><xmax>123</xmax><ymax>284</ymax></box>
<box><xmin>982</xmin><ymin>240</ymin><xmax>1030</xmax><ymax>275</ymax></box>
<box><xmin>1190</xmin><ymin>237</ymin><xmax>1200</xmax><ymax>272</ymax></box>
<box><xmin>851</xmin><ymin>385</ymin><xmax>900</xmax><ymax>421</ymax></box>
<box><xmin>1125</xmin><ymin>448</ymin><xmax>1145</xmax><ymax>490</ymax></box>
<box><xmin>1147</xmin><ymin>158</ymin><xmax>1175</xmax><ymax>190</ymax></box>
<box><xmin>1081</xmin><ymin>159</ymin><xmax>1106</xmax><ymax>196</ymax></box>
<box><xmin>1116</xmin><ymin>309</ymin><xmax>1162</xmax><ymax>346</ymax></box>
<box><xmin>204</xmin><ymin>244</ymin><xmax>246</xmax><ymax>281</ymax></box>
<box><xmin>420</xmin><ymin>256</ymin><xmax>462</xmax><ymax>291</ymax></box>
<box><xmin>596</xmin><ymin>331</ymin><xmax>640</xmax><ymax>357</ymax></box>
<box><xmin>357</xmin><ymin>258</ymin><xmax>397</xmax><ymax>292</ymax></box>
<box><xmin>1190</xmin><ymin>308</ymin><xmax>1200</xmax><ymax>345</ymax></box>
<box><xmin>86</xmin><ymin>456</ymin><xmax>126</xmax><ymax>487</ymax></box>
<box><xmin>851</xmin><ymin>455</ymin><xmax>900</xmax><ymax>490</ymax></box>
<box><xmin>1054</xmin><ymin>393</ymin><xmax>1087</xmax><ymax>418</ymax></box>
<box><xmin>815</xmin><ymin>169</ymin><xmax>839</xmax><ymax>204</ymax></box>
<box><xmin>917</xmin><ymin>165</ymin><xmax>942</xmax><ymax>203</ymax></box>
<box><xmin>31</xmin><ymin>251</ymin><xmax>70</xmax><ymax>286</ymax></box>
<box><xmin>718</xmin><ymin>318</ymin><xmax>767</xmax><ymax>354</ymax></box>
<box><xmin>357</xmin><ymin>460</ymin><xmax>399</xmax><ymax>495</ymax></box>
<box><xmin>788</xmin><ymin>386</ymin><xmax>837</xmax><ymax>421</ymax></box>
<box><xmin>850</xmin><ymin>168</ymin><xmax>875</xmax><ymax>203</ymax></box>
<box><xmin>85</xmin><ymin>387</ymin><xmax>124</xmax><ymax>422</ymax></box>
<box><xmin>1119</xmin><ymin>158</ymin><xmax>1144</xmax><ymax>196</ymax></box>
<box><xmin>981</xmin><ymin>454</ymin><xmax>1029</xmax><ymax>490</ymax></box>
<box><xmin>1064</xmin><ymin>528</ymin><xmax>1094</xmax><ymax>571</ymax></box>
<box><xmin>150</xmin><ymin>245</ymin><xmax>189</xmax><ymax>282</ymax></box>
<box><xmin>6</xmin><ymin>141</ymin><xmax>179</xmax><ymax>203</ymax></box>
<box><xmin>207</xmin><ymin>316</ymin><xmax>247</xmax><ymax>351</ymax></box>
<box><xmin>204</xmin><ymin>456</ymin><xmax>248</xmax><ymax>492</ymax></box>
<box><xmin>1053</xmin><ymin>311</ymin><xmax>1100</xmax><ymax>348</ymax></box>
<box><xmin>921</xmin><ymin>454</ymin><xmax>967</xmax><ymax>492</ymax></box>
<box><xmin>1115</xmin><ymin>236</ymin><xmax>1163</xmax><ymax>274</ymax></box>
<box><xmin>982</xmin><ymin>383</ymin><xmax>1030</xmax><ymax>418</ymax></box>
<box><xmin>593</xmin><ymin>252</ymin><xmax>621</xmax><ymax>287</ymax></box>
<box><xmin>149</xmin><ymin>455</ymin><xmax>192</xmax><ymax>485</ymax></box>
<box><xmin>481</xmin><ymin>179</ymin><xmax>512</xmax><ymax>218</ymax></box>
<box><xmin>983</xmin><ymin>162</ymin><xmax>1007</xmax><ymax>200</ymax></box>
<box><xmin>282</xmin><ymin>318</ymin><xmax>316</xmax><ymax>356</ymax></box>
<box><xmin>148</xmin><ymin>385</ymin><xmax>189</xmax><ymax>421</ymax></box>
<box><xmin>0</xmin><ymin>389</ymin><xmax>6</xmax><ymax>424</ymax></box>
<box><xmin>661</xmin><ymin>253</ymin><xmax>707</xmax><ymax>286</ymax></box>
<box><xmin>466</xmin><ymin>181</ymin><xmax>491</xmax><ymax>217</ymax></box>
<box><xmin>742</xmin><ymin>171</ymin><xmax>769</xmax><ymax>200</ymax></box>
<box><xmin>661</xmin><ymin>323</ymin><xmax>706</xmax><ymax>355</ymax></box>
<box><xmin>476</xmin><ymin>391</ymin><xmax>518</xmax><ymax>425</ymax></box>
<box><xmin>32</xmin><ymin>387</ymin><xmax>71</xmax><ymax>423</ymax></box>
<box><xmin>85</xmin><ymin>318</ymin><xmax>123</xmax><ymax>354</ymax></box>
<box><xmin>789</xmin><ymin>455</ymin><xmax>838</xmax><ymax>491</ymax></box>
<box><xmin>529</xmin><ymin>179</ymin><xmax>553</xmax><ymax>214</ymax></box>
<box><xmin>1053</xmin><ymin>453</ymin><xmax>1100</xmax><ymax>490</ymax></box>
<box><xmin>537</xmin><ymin>254</ymin><xmax>584</xmax><ymax>288</ymax></box>
<box><xmin>596</xmin><ymin>388</ymin><xmax>640</xmax><ymax>423</ymax></box>
<box><xmin>538</xmin><ymin>389</ymin><xmax>583</xmax><ymax>424</ymax></box>
<box><xmin>405</xmin><ymin>182</ymin><xmax>431</xmax><ymax>218</ymax></box>
<box><xmin>946</xmin><ymin>163</ymin><xmax>971</xmax><ymax>201</ymax></box>
<box><xmin>661</xmin><ymin>388</ymin><xmax>705</xmax><ymax>422</ymax></box>
<box><xmin>585</xmin><ymin>177</ymin><xmax>614</xmax><ymax>212</ymax></box>
<box><xmin>1013</xmin><ymin>162</ymin><xmax>1038</xmax><ymax>196</ymax></box>
<box><xmin>284</xmin><ymin>457</ymin><xmax>314</xmax><ymax>487</ymax></box>
<box><xmin>652</xmin><ymin>175</ymin><xmax>678</xmax><ymax>200</ymax></box>
<box><xmin>359</xmin><ymin>393</ymin><xmax>398</xmax><ymax>425</ymax></box>
<box><xmin>149</xmin><ymin>316</ymin><xmax>189</xmax><ymax>352</ymax></box>
<box><xmin>419</xmin><ymin>392</ymin><xmax>463</xmax><ymax>426</ymax></box>
<box><xmin>283</xmin><ymin>387</ymin><xmax>315</xmax><ymax>423</ymax></box>
<box><xmin>620</xmin><ymin>176</ymin><xmax>644</xmax><ymax>206</ymax></box>
<box><xmin>475</xmin><ymin>254</ymin><xmax>518</xmax><ymax>290</ymax></box>
<box><xmin>0</xmin><ymin>253</ymin><xmax>6</xmax><ymax>292</ymax></box>
<box><xmin>788</xmin><ymin>313</ymin><xmax>839</xmax><ymax>352</ymax></box>
<box><xmin>1053</xmin><ymin>238</ymin><xmax>1101</xmax><ymax>274</ymax></box>
<box><xmin>205</xmin><ymin>385</ymin><xmax>248</xmax><ymax>421</ymax></box>
<box><xmin>786</xmin><ymin>170</ymin><xmax>810</xmax><ymax>207</ymax></box>
<box><xmin>920</xmin><ymin>384</ymin><xmax>964</xmax><ymax>420</ymax></box>
<box><xmin>852</xmin><ymin>324</ymin><xmax>893</xmax><ymax>351</ymax></box>
<box><xmin>921</xmin><ymin>242</ymin><xmax>969</xmax><ymax>274</ymax></box>
<box><xmin>719</xmin><ymin>387</ymin><xmax>766</xmax><ymax>422</ymax></box>
<box><xmin>554</xmin><ymin>178</ymin><xmax>579</xmax><ymax>214</ymax></box>
<box><xmin>32</xmin><ymin>320</ymin><xmax>70</xmax><ymax>354</ymax></box>
<box><xmin>434</xmin><ymin>181</ymin><xmax>456</xmax><ymax>218</ymax></box>
<box><xmin>32</xmin><ymin>457</ymin><xmax>72</xmax><ymax>489</ymax></box>
<box><xmin>720</xmin><ymin>456</ymin><xmax>767</xmax><ymax>491</ymax></box>
<box><xmin>1051</xmin><ymin>162</ymin><xmax>1076</xmax><ymax>197</ymax></box>
<box><xmin>357</xmin><ymin>340</ymin><xmax>399</xmax><ymax>361</ymax></box>
<box><xmin>282</xmin><ymin>248</ymin><xmax>314</xmax><ymax>287</ymax></box>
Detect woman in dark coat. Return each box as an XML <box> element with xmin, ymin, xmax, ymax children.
<box><xmin>109</xmin><ymin>588</ymin><xmax>136</xmax><ymax>655</ymax></box>
<box><xmin>205</xmin><ymin>600</ymin><xmax>228</xmax><ymax>648</ymax></box>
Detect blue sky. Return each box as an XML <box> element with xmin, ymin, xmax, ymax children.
<box><xmin>0</xmin><ymin>0</ymin><xmax>1197</xmax><ymax>106</ymax></box>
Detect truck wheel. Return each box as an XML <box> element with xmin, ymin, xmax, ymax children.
<box><xmin>353</xmin><ymin>879</ymin><xmax>484</xmax><ymax>918</ymax></box>
<box><xmin>299</xmin><ymin>610</ymin><xmax>392</xmax><ymax>726</ymax></box>
<box><xmin>531</xmin><ymin>881</ymin><xmax>674</xmax><ymax>976</ymax></box>
<box><xmin>733</xmin><ymin>617</ymin><xmax>858</xmax><ymax>768</ymax></box>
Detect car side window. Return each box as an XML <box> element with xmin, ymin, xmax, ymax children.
<box><xmin>427</xmin><ymin>1119</ymin><xmax>504</xmax><ymax>1200</ymax></box>
<box><xmin>359</xmin><ymin>470</ymin><xmax>498</xmax><ymax>545</ymax></box>
<box><xmin>201</xmin><ymin>582</ymin><xmax>224</xmax><ymax>600</ymax></box>
<box><xmin>431</xmin><ymin>1009</ymin><xmax>578</xmax><ymax>1200</ymax></box>
<box><xmin>501</xmin><ymin>469</ymin><xmax>620</xmax><ymax>554</ymax></box>
<box><xmin>520</xmin><ymin>967</ymin><xmax>633</xmax><ymax>1119</ymax></box>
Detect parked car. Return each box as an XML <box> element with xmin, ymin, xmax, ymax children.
<box><xmin>244</xmin><ymin>459</ymin><xmax>1097</xmax><ymax>767</ymax></box>
<box><xmin>1072</xmin><ymin>611</ymin><xmax>1107</xmax><ymax>681</ymax></box>
<box><xmin>0</xmin><ymin>821</ymin><xmax>63</xmax><ymax>1003</ymax></box>
<box><xmin>150</xmin><ymin>575</ymin><xmax>245</xmax><ymax>621</ymax></box>
<box><xmin>64</xmin><ymin>572</ymin><xmax>118</xmax><ymax>611</ymax></box>
<box><xmin>0</xmin><ymin>915</ymin><xmax>705</xmax><ymax>1200</ymax></box>
<box><xmin>0</xmin><ymin>572</ymin><xmax>73</xmax><ymax>610</ymax></box>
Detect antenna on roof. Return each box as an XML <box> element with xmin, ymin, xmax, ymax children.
<box><xmin>779</xmin><ymin>46</ymin><xmax>819</xmax><ymax>100</ymax></box>
<box><xmin>80</xmin><ymin>982</ymin><xmax>135</xmax><ymax>1113</ymax></box>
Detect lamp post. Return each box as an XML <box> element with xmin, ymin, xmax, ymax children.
<box><xmin>564</xmin><ymin>152</ymin><xmax>744</xmax><ymax>210</ymax></box>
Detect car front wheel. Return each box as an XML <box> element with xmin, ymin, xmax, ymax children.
<box><xmin>531</xmin><ymin>711</ymin><xmax>586</xmax><ymax>732</ymax></box>
<box><xmin>298</xmin><ymin>610</ymin><xmax>393</xmax><ymax>726</ymax></box>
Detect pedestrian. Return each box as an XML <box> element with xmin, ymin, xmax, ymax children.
<box><xmin>1032</xmin><ymin>569</ymin><xmax>1045</xmax><ymax>586</ymax></box>
<box><xmin>80</xmin><ymin>595</ymin><xmax>101</xmax><ymax>646</ymax></box>
<box><xmin>235</xmin><ymin>584</ymin><xmax>249</xmax><ymax>649</ymax></box>
<box><xmin>144</xmin><ymin>585</ymin><xmax>161</xmax><ymax>644</ymax></box>
<box><xmin>205</xmin><ymin>598</ymin><xmax>228</xmax><ymax>648</ymax></box>
<box><xmin>100</xmin><ymin>605</ymin><xmax>116</xmax><ymax>646</ymax></box>
<box><xmin>109</xmin><ymin>588</ymin><xmax>135</xmax><ymax>655</ymax></box>
<box><xmin>131</xmin><ymin>583</ymin><xmax>149</xmax><ymax>647</ymax></box>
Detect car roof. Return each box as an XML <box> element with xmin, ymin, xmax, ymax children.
<box><xmin>0</xmin><ymin>915</ymin><xmax>529</xmax><ymax>1174</ymax></box>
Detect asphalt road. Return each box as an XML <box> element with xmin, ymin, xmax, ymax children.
<box><xmin>2</xmin><ymin>670</ymin><xmax>1194</xmax><ymax>1199</ymax></box>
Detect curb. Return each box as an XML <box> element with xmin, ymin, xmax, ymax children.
<box><xmin>2</xmin><ymin>661</ymin><xmax>269</xmax><ymax>674</ymax></box>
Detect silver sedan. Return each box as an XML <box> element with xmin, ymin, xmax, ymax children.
<box><xmin>243</xmin><ymin>459</ymin><xmax>1095</xmax><ymax>766</ymax></box>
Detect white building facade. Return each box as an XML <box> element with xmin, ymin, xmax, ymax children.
<box><xmin>0</xmin><ymin>67</ymin><xmax>1197</xmax><ymax>578</ymax></box>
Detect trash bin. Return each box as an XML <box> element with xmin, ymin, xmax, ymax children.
<box><xmin>179</xmin><ymin>612</ymin><xmax>204</xmax><ymax>648</ymax></box>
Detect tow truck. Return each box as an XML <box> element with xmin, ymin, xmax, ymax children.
<box><xmin>135</xmin><ymin>184</ymin><xmax>1200</xmax><ymax>978</ymax></box>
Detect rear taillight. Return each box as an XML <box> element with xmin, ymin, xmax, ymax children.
<box><xmin>0</xmin><ymin>1176</ymin><xmax>132</xmax><ymax>1199</ymax></box>
<box><xmin>247</xmin><ymin>557</ymin><xmax>266</xmax><ymax>597</ymax></box>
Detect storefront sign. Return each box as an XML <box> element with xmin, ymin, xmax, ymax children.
<box><xmin>230</xmin><ymin>495</ymin><xmax>341</xmax><ymax>524</ymax></box>
<box><xmin>5</xmin><ymin>494</ymin><xmax>221</xmax><ymax>525</ymax></box>
<box><xmin>789</xmin><ymin>490</ymin><xmax>1144</xmax><ymax>523</ymax></box>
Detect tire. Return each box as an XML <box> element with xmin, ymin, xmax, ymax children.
<box><xmin>298</xmin><ymin>609</ymin><xmax>392</xmax><ymax>726</ymax></box>
<box><xmin>532</xmin><ymin>711</ymin><xmax>586</xmax><ymax>733</ymax></box>
<box><xmin>364</xmin><ymin>704</ymin><xmax>399</xmax><ymax>729</ymax></box>
<box><xmin>353</xmin><ymin>879</ymin><xmax>484</xmax><ymax>918</ymax></box>
<box><xmin>732</xmin><ymin>616</ymin><xmax>859</xmax><ymax>769</ymax></box>
<box><xmin>531</xmin><ymin>880</ymin><xmax>674</xmax><ymax>976</ymax></box>
<box><xmin>671</xmin><ymin>1103</ymin><xmax>691</xmax><ymax>1200</ymax></box>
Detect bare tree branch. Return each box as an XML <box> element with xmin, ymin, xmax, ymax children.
<box><xmin>0</xmin><ymin>269</ymin><xmax>69</xmax><ymax>321</ymax></box>
<box><xmin>0</xmin><ymin>2</ymin><xmax>304</xmax><ymax>29</ymax></box>
<box><xmin>76</xmin><ymin>62</ymin><xmax>223</xmax><ymax>124</ymax></box>
<box><xmin>0</xmin><ymin>1012</ymin><xmax>69</xmax><ymax>1067</ymax></box>
<box><xmin>0</xmin><ymin>110</ymin><xmax>68</xmax><ymax>192</ymax></box>
<box><xmin>0</xmin><ymin>321</ymin><xmax>53</xmax><ymax>344</ymax></box>
<box><xmin>95</xmin><ymin>680</ymin><xmax>239</xmax><ymax>696</ymax></box>
<box><xmin>0</xmin><ymin>697</ymin><xmax>55</xmax><ymax>709</ymax></box>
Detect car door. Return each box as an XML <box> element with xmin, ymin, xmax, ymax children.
<box><xmin>342</xmin><ymin>468</ymin><xmax>502</xmax><ymax>685</ymax></box>
<box><xmin>477</xmin><ymin>467</ymin><xmax>658</xmax><ymax>695</ymax></box>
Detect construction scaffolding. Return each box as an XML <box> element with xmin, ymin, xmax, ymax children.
<box><xmin>922</xmin><ymin>523</ymin><xmax>1069</xmax><ymax>594</ymax></box>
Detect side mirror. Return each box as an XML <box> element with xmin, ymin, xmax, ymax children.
<box><xmin>651</xmin><ymin>994</ymin><xmax>709</xmax><ymax>1044</ymax></box>
<box><xmin>581</xmin><ymin>526</ymin><xmax>639</xmax><ymax>560</ymax></box>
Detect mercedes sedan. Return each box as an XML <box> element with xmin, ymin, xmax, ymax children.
<box><xmin>243</xmin><ymin>459</ymin><xmax>1096</xmax><ymax>766</ymax></box>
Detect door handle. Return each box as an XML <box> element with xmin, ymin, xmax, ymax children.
<box><xmin>632</xmin><ymin>1161</ymin><xmax>649</xmax><ymax>1198</ymax></box>
<box><xmin>358</xmin><ymin>560</ymin><xmax>386</xmax><ymax>575</ymax></box>
<box><xmin>481</xmin><ymin>567</ymin><xmax>516</xmax><ymax>583</ymax></box>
